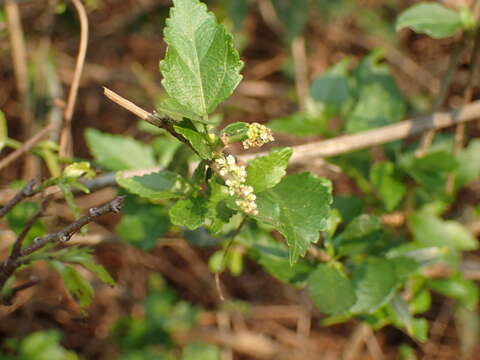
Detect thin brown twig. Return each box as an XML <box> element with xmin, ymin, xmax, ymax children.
<box><xmin>10</xmin><ymin>197</ymin><xmax>49</xmax><ymax>258</ymax></box>
<box><xmin>59</xmin><ymin>0</ymin><xmax>89</xmax><ymax>157</ymax></box>
<box><xmin>0</xmin><ymin>123</ymin><xmax>53</xmax><ymax>171</ymax></box>
<box><xmin>0</xmin><ymin>178</ymin><xmax>37</xmax><ymax>218</ymax></box>
<box><xmin>103</xmin><ymin>87</ymin><xmax>201</xmax><ymax>154</ymax></box>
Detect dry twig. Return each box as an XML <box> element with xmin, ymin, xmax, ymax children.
<box><xmin>0</xmin><ymin>123</ymin><xmax>53</xmax><ymax>172</ymax></box>
<box><xmin>59</xmin><ymin>0</ymin><xmax>89</xmax><ymax>157</ymax></box>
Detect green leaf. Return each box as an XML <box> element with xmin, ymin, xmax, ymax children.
<box><xmin>400</xmin><ymin>150</ymin><xmax>458</xmax><ymax>192</ymax></box>
<box><xmin>159</xmin><ymin>0</ymin><xmax>243</xmax><ymax>120</ymax></box>
<box><xmin>396</xmin><ymin>3</ymin><xmax>464</xmax><ymax>39</ymax></box>
<box><xmin>221</xmin><ymin>122</ymin><xmax>249</xmax><ymax>143</ymax></box>
<box><xmin>6</xmin><ymin>201</ymin><xmax>45</xmax><ymax>245</ymax></box>
<box><xmin>308</xmin><ymin>264</ymin><xmax>356</xmax><ymax>315</ymax></box>
<box><xmin>116</xmin><ymin>170</ymin><xmax>191</xmax><ymax>200</ymax></box>
<box><xmin>267</xmin><ymin>112</ymin><xmax>329</xmax><ymax>136</ymax></box>
<box><xmin>48</xmin><ymin>261</ymin><xmax>94</xmax><ymax>308</ymax></box>
<box><xmin>0</xmin><ymin>109</ymin><xmax>6</xmax><ymax>152</ymax></box>
<box><xmin>370</xmin><ymin>161</ymin><xmax>406</xmax><ymax>211</ymax></box>
<box><xmin>253</xmin><ymin>173</ymin><xmax>332</xmax><ymax>265</ymax></box>
<box><xmin>455</xmin><ymin>139</ymin><xmax>480</xmax><ymax>190</ymax></box>
<box><xmin>53</xmin><ymin>247</ymin><xmax>115</xmax><ymax>286</ymax></box>
<box><xmin>271</xmin><ymin>0</ymin><xmax>309</xmax><ymax>40</ymax></box>
<box><xmin>333</xmin><ymin>214</ymin><xmax>384</xmax><ymax>257</ymax></box>
<box><xmin>244</xmin><ymin>227</ymin><xmax>313</xmax><ymax>284</ymax></box>
<box><xmin>206</xmin><ymin>179</ymin><xmax>236</xmax><ymax>234</ymax></box>
<box><xmin>429</xmin><ymin>274</ymin><xmax>479</xmax><ymax>310</ymax></box>
<box><xmin>117</xmin><ymin>198</ymin><xmax>171</xmax><ymax>250</ymax></box>
<box><xmin>169</xmin><ymin>197</ymin><xmax>208</xmax><ymax>230</ymax></box>
<box><xmin>310</xmin><ymin>58</ymin><xmax>351</xmax><ymax>116</ymax></box>
<box><xmin>151</xmin><ymin>136</ymin><xmax>183</xmax><ymax>167</ymax></box>
<box><xmin>332</xmin><ymin>195</ymin><xmax>364</xmax><ymax>225</ymax></box>
<box><xmin>63</xmin><ymin>161</ymin><xmax>95</xmax><ymax>179</ymax></box>
<box><xmin>85</xmin><ymin>128</ymin><xmax>156</xmax><ymax>171</ymax></box>
<box><xmin>228</xmin><ymin>0</ymin><xmax>249</xmax><ymax>31</ymax></box>
<box><xmin>350</xmin><ymin>259</ymin><xmax>399</xmax><ymax>314</ymax></box>
<box><xmin>173</xmin><ymin>125</ymin><xmax>212</xmax><ymax>160</ymax></box>
<box><xmin>411</xmin><ymin>318</ymin><xmax>429</xmax><ymax>342</ymax></box>
<box><xmin>246</xmin><ymin>147</ymin><xmax>292</xmax><ymax>192</ymax></box>
<box><xmin>408</xmin><ymin>211</ymin><xmax>478</xmax><ymax>251</ymax></box>
<box><xmin>182</xmin><ymin>343</ymin><xmax>219</xmax><ymax>360</ymax></box>
<box><xmin>18</xmin><ymin>330</ymin><xmax>78</xmax><ymax>360</ymax></box>
<box><xmin>345</xmin><ymin>50</ymin><xmax>405</xmax><ymax>132</ymax></box>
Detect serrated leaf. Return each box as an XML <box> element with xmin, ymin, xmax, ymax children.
<box><xmin>169</xmin><ymin>197</ymin><xmax>208</xmax><ymax>230</ymax></box>
<box><xmin>253</xmin><ymin>173</ymin><xmax>332</xmax><ymax>265</ymax></box>
<box><xmin>350</xmin><ymin>259</ymin><xmax>399</xmax><ymax>314</ymax></box>
<box><xmin>308</xmin><ymin>264</ymin><xmax>356</xmax><ymax>315</ymax></box>
<box><xmin>408</xmin><ymin>211</ymin><xmax>477</xmax><ymax>251</ymax></box>
<box><xmin>346</xmin><ymin>50</ymin><xmax>405</xmax><ymax>132</ymax></box>
<box><xmin>173</xmin><ymin>125</ymin><xmax>212</xmax><ymax>160</ymax></box>
<box><xmin>85</xmin><ymin>128</ymin><xmax>156</xmax><ymax>171</ymax></box>
<box><xmin>370</xmin><ymin>161</ymin><xmax>406</xmax><ymax>211</ymax></box>
<box><xmin>116</xmin><ymin>170</ymin><xmax>190</xmax><ymax>200</ymax></box>
<box><xmin>396</xmin><ymin>3</ymin><xmax>463</xmax><ymax>39</ymax></box>
<box><xmin>0</xmin><ymin>109</ymin><xmax>6</xmax><ymax>152</ymax></box>
<box><xmin>221</xmin><ymin>122</ymin><xmax>249</xmax><ymax>142</ymax></box>
<box><xmin>159</xmin><ymin>0</ymin><xmax>243</xmax><ymax>120</ymax></box>
<box><xmin>157</xmin><ymin>96</ymin><xmax>202</xmax><ymax>122</ymax></box>
<box><xmin>244</xmin><ymin>227</ymin><xmax>313</xmax><ymax>284</ymax></box>
<box><xmin>49</xmin><ymin>261</ymin><xmax>94</xmax><ymax>308</ymax></box>
<box><xmin>246</xmin><ymin>147</ymin><xmax>292</xmax><ymax>192</ymax></box>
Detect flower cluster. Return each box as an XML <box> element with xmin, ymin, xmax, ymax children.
<box><xmin>242</xmin><ymin>123</ymin><xmax>274</xmax><ymax>149</ymax></box>
<box><xmin>214</xmin><ymin>154</ymin><xmax>258</xmax><ymax>215</ymax></box>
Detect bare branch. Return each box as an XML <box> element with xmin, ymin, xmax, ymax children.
<box><xmin>0</xmin><ymin>123</ymin><xmax>54</xmax><ymax>172</ymax></box>
<box><xmin>0</xmin><ymin>178</ymin><xmax>37</xmax><ymax>218</ymax></box>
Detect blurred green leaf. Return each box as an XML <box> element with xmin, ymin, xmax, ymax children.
<box><xmin>18</xmin><ymin>330</ymin><xmax>78</xmax><ymax>360</ymax></box>
<box><xmin>267</xmin><ymin>111</ymin><xmax>329</xmax><ymax>136</ymax></box>
<box><xmin>345</xmin><ymin>50</ymin><xmax>405</xmax><ymax>132</ymax></box>
<box><xmin>408</xmin><ymin>211</ymin><xmax>477</xmax><ymax>251</ymax></box>
<box><xmin>85</xmin><ymin>128</ymin><xmax>156</xmax><ymax>171</ymax></box>
<box><xmin>396</xmin><ymin>3</ymin><xmax>464</xmax><ymax>39</ymax></box>
<box><xmin>206</xmin><ymin>179</ymin><xmax>236</xmax><ymax>234</ymax></box>
<box><xmin>182</xmin><ymin>343</ymin><xmax>219</xmax><ymax>360</ymax></box>
<box><xmin>169</xmin><ymin>197</ymin><xmax>208</xmax><ymax>230</ymax></box>
<box><xmin>159</xmin><ymin>0</ymin><xmax>243</xmax><ymax>120</ymax></box>
<box><xmin>310</xmin><ymin>57</ymin><xmax>351</xmax><ymax>117</ymax></box>
<box><xmin>227</xmin><ymin>0</ymin><xmax>249</xmax><ymax>31</ymax></box>
<box><xmin>332</xmin><ymin>195</ymin><xmax>364</xmax><ymax>225</ymax></box>
<box><xmin>370</xmin><ymin>161</ymin><xmax>406</xmax><ymax>211</ymax></box>
<box><xmin>429</xmin><ymin>274</ymin><xmax>479</xmax><ymax>310</ymax></box>
<box><xmin>308</xmin><ymin>264</ymin><xmax>356</xmax><ymax>315</ymax></box>
<box><xmin>455</xmin><ymin>139</ymin><xmax>480</xmax><ymax>190</ymax></box>
<box><xmin>271</xmin><ymin>0</ymin><xmax>309</xmax><ymax>40</ymax></box>
<box><xmin>116</xmin><ymin>170</ymin><xmax>191</xmax><ymax>200</ymax></box>
<box><xmin>253</xmin><ymin>173</ymin><xmax>332</xmax><ymax>264</ymax></box>
<box><xmin>410</xmin><ymin>318</ymin><xmax>428</xmax><ymax>342</ymax></box>
<box><xmin>246</xmin><ymin>147</ymin><xmax>292</xmax><ymax>192</ymax></box>
<box><xmin>350</xmin><ymin>259</ymin><xmax>399</xmax><ymax>313</ymax></box>
<box><xmin>333</xmin><ymin>214</ymin><xmax>384</xmax><ymax>257</ymax></box>
<box><xmin>117</xmin><ymin>199</ymin><xmax>171</xmax><ymax>250</ymax></box>
<box><xmin>54</xmin><ymin>246</ymin><xmax>115</xmax><ymax>286</ymax></box>
<box><xmin>48</xmin><ymin>261</ymin><xmax>94</xmax><ymax>308</ymax></box>
<box><xmin>6</xmin><ymin>202</ymin><xmax>45</xmax><ymax>245</ymax></box>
